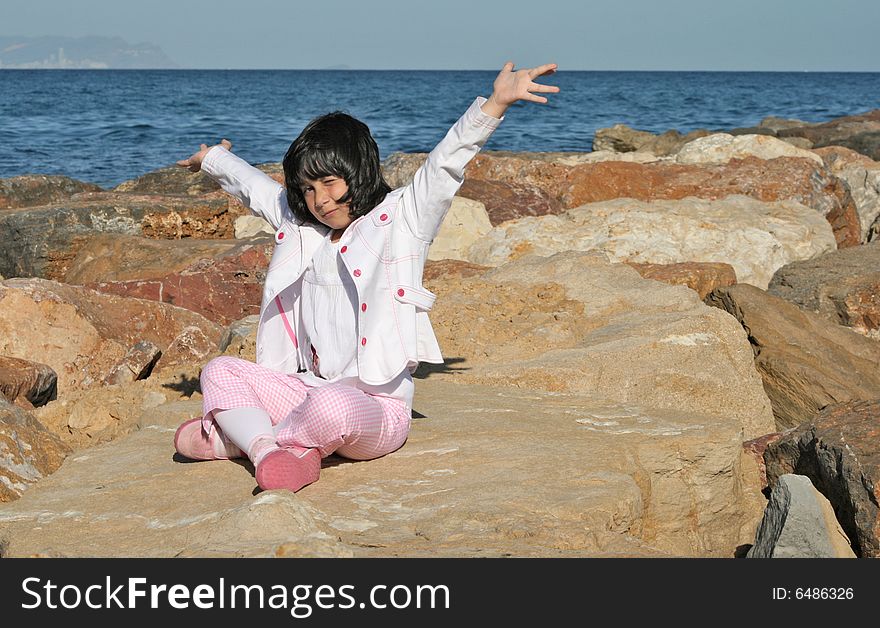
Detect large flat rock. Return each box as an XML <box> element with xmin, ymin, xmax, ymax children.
<box><xmin>424</xmin><ymin>252</ymin><xmax>775</xmax><ymax>441</ymax></box>
<box><xmin>0</xmin><ymin>380</ymin><xmax>763</xmax><ymax>557</ymax></box>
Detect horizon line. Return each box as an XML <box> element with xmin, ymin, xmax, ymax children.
<box><xmin>2</xmin><ymin>67</ymin><xmax>879</xmax><ymax>73</ymax></box>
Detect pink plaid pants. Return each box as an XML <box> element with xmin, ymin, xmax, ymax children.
<box><xmin>200</xmin><ymin>356</ymin><xmax>411</xmax><ymax>460</ymax></box>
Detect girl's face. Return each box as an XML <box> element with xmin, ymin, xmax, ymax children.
<box><xmin>300</xmin><ymin>176</ymin><xmax>352</xmax><ymax>231</ymax></box>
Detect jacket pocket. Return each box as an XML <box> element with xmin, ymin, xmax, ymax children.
<box><xmin>393</xmin><ymin>285</ymin><xmax>436</xmax><ymax>312</ymax></box>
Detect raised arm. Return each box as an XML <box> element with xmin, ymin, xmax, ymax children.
<box><xmin>398</xmin><ymin>62</ymin><xmax>559</xmax><ymax>241</ymax></box>
<box><xmin>177</xmin><ymin>140</ymin><xmax>294</xmax><ymax>231</ymax></box>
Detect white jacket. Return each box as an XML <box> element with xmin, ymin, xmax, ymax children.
<box><xmin>201</xmin><ymin>97</ymin><xmax>502</xmax><ymax>385</ymax></box>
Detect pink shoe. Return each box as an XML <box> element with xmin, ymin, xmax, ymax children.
<box><xmin>173</xmin><ymin>417</ymin><xmax>243</xmax><ymax>461</ymax></box>
<box><xmin>255</xmin><ymin>447</ymin><xmax>321</xmax><ymax>492</ymax></box>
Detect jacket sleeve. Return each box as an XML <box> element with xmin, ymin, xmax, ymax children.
<box><xmin>397</xmin><ymin>97</ymin><xmax>502</xmax><ymax>242</ymax></box>
<box><xmin>201</xmin><ymin>146</ymin><xmax>295</xmax><ymax>231</ymax></box>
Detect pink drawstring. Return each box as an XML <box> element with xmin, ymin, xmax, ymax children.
<box><xmin>274</xmin><ymin>295</ymin><xmax>299</xmax><ymax>349</ymax></box>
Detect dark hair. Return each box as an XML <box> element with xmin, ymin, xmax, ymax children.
<box><xmin>283</xmin><ymin>111</ymin><xmax>391</xmax><ymax>226</ymax></box>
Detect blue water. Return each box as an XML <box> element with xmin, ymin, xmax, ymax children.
<box><xmin>1</xmin><ymin>70</ymin><xmax>879</xmax><ymax>189</ymax></box>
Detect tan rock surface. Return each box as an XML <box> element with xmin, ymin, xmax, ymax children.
<box><xmin>813</xmin><ymin>146</ymin><xmax>880</xmax><ymax>243</ymax></box>
<box><xmin>425</xmin><ymin>251</ymin><xmax>775</xmax><ymax>441</ymax></box>
<box><xmin>427</xmin><ymin>197</ymin><xmax>493</xmax><ymax>261</ymax></box>
<box><xmin>0</xmin><ymin>398</ymin><xmax>70</xmax><ymax>503</ymax></box>
<box><xmin>465</xmin><ymin>154</ymin><xmax>860</xmax><ymax>248</ymax></box>
<box><xmin>0</xmin><ymin>278</ymin><xmax>222</xmax><ymax>394</ymax></box>
<box><xmin>706</xmin><ymin>284</ymin><xmax>880</xmax><ymax>430</ymax></box>
<box><xmin>625</xmin><ymin>262</ymin><xmax>737</xmax><ymax>300</ymax></box>
<box><xmin>675</xmin><ymin>133</ymin><xmax>824</xmax><ymax>166</ymax></box>
<box><xmin>0</xmin><ymin>175</ymin><xmax>102</xmax><ymax>209</ymax></box>
<box><xmin>466</xmin><ymin>196</ymin><xmax>836</xmax><ymax>289</ymax></box>
<box><xmin>0</xmin><ymin>382</ymin><xmax>763</xmax><ymax>557</ymax></box>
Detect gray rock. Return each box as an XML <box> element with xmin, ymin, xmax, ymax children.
<box><xmin>747</xmin><ymin>474</ymin><xmax>855</xmax><ymax>558</ymax></box>
<box><xmin>763</xmin><ymin>400</ymin><xmax>880</xmax><ymax>558</ymax></box>
<box><xmin>768</xmin><ymin>241</ymin><xmax>880</xmax><ymax>339</ymax></box>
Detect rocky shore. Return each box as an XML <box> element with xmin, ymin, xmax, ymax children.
<box><xmin>1</xmin><ymin>110</ymin><xmax>878</xmax><ymax>558</ymax></box>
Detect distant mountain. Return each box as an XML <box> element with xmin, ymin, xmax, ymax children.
<box><xmin>0</xmin><ymin>36</ymin><xmax>179</xmax><ymax>69</ymax></box>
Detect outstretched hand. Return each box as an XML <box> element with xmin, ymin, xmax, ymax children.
<box><xmin>176</xmin><ymin>139</ymin><xmax>233</xmax><ymax>172</ymax></box>
<box><xmin>482</xmin><ymin>62</ymin><xmax>559</xmax><ymax>118</ymax></box>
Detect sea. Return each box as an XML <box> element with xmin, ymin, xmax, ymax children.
<box><xmin>1</xmin><ymin>69</ymin><xmax>879</xmax><ymax>189</ymax></box>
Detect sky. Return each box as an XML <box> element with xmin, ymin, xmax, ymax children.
<box><xmin>3</xmin><ymin>0</ymin><xmax>879</xmax><ymax>71</ymax></box>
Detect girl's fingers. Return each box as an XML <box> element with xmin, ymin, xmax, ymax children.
<box><xmin>529</xmin><ymin>83</ymin><xmax>560</xmax><ymax>93</ymax></box>
<box><xmin>528</xmin><ymin>63</ymin><xmax>558</xmax><ymax>78</ymax></box>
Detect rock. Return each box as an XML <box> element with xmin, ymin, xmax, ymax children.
<box><xmin>0</xmin><ymin>192</ymin><xmax>241</xmax><ymax>280</ymax></box>
<box><xmin>763</xmin><ymin>400</ymin><xmax>880</xmax><ymax>557</ymax></box>
<box><xmin>675</xmin><ymin>133</ymin><xmax>823</xmax><ymax>166</ymax></box>
<box><xmin>0</xmin><ymin>175</ymin><xmax>102</xmax><ymax>210</ymax></box>
<box><xmin>427</xmin><ymin>197</ymin><xmax>493</xmax><ymax>261</ymax></box>
<box><xmin>592</xmin><ymin>124</ymin><xmax>710</xmax><ymax>156</ymax></box>
<box><xmin>746</xmin><ymin>474</ymin><xmax>856</xmax><ymax>558</ymax></box>
<box><xmin>102</xmin><ymin>341</ymin><xmax>162</xmax><ymax>386</ymax></box>
<box><xmin>831</xmin><ymin>131</ymin><xmax>880</xmax><ymax>162</ymax></box>
<box><xmin>383</xmin><ymin>150</ymin><xmax>661</xmax><ymax>192</ymax></box>
<box><xmin>0</xmin><ymin>382</ymin><xmax>761</xmax><ymax>557</ymax></box>
<box><xmin>234</xmin><ymin>215</ymin><xmax>274</xmax><ymax>238</ymax></box>
<box><xmin>0</xmin><ymin>355</ymin><xmax>57</xmax><ymax>407</ymax></box>
<box><xmin>759</xmin><ymin>116</ymin><xmax>814</xmax><ymax>133</ymax></box>
<box><xmin>812</xmin><ymin>146</ymin><xmax>880</xmax><ymax>243</ymax></box>
<box><xmin>423</xmin><ymin>259</ymin><xmax>490</xmax><ymax>282</ymax></box>
<box><xmin>625</xmin><ymin>262</ymin><xmax>737</xmax><ymax>300</ymax></box>
<box><xmin>779</xmin><ymin>137</ymin><xmax>814</xmax><ymax>150</ymax></box>
<box><xmin>777</xmin><ymin>109</ymin><xmax>880</xmax><ymax>160</ymax></box>
<box><xmin>592</xmin><ymin>124</ymin><xmax>659</xmax><ymax>153</ymax></box>
<box><xmin>0</xmin><ymin>397</ymin><xmax>70</xmax><ymax>502</ymax></box>
<box><xmin>0</xmin><ymin>400</ymin><xmax>349</xmax><ymax>556</ymax></box>
<box><xmin>466</xmin><ymin>154</ymin><xmax>860</xmax><ymax>248</ymax></box>
<box><xmin>74</xmin><ymin>235</ymin><xmax>271</xmax><ymax>326</ymax></box>
<box><xmin>705</xmin><ymin>284</ymin><xmax>880</xmax><ymax>429</ymax></box>
<box><xmin>64</xmin><ymin>233</ymin><xmax>243</xmax><ymax>284</ymax></box>
<box><xmin>768</xmin><ymin>241</ymin><xmax>880</xmax><ymax>339</ymax></box>
<box><xmin>725</xmin><ymin>127</ymin><xmax>777</xmax><ymax>137</ymax></box>
<box><xmin>459</xmin><ymin>179</ymin><xmax>564</xmax><ymax>225</ymax></box>
<box><xmin>466</xmin><ymin>195</ymin><xmax>836</xmax><ymax>289</ymax></box>
<box><xmin>425</xmin><ymin>251</ymin><xmax>775</xmax><ymax>441</ymax></box>
<box><xmin>33</xmin><ymin>371</ymin><xmax>194</xmax><ymax>449</ymax></box>
<box><xmin>381</xmin><ymin>152</ymin><xmax>428</xmax><ymax>188</ymax></box>
<box><xmin>742</xmin><ymin>432</ymin><xmax>785</xmax><ymax>488</ymax></box>
<box><xmin>219</xmin><ymin>315</ymin><xmax>260</xmax><ymax>363</ymax></box>
<box><xmin>113</xmin><ymin>166</ymin><xmax>222</xmax><ymax>195</ymax></box>
<box><xmin>112</xmin><ymin>162</ymin><xmax>284</xmax><ymax>195</ymax></box>
<box><xmin>0</xmin><ymin>278</ymin><xmax>223</xmax><ymax>394</ymax></box>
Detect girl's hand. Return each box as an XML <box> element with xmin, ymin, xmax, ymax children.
<box><xmin>482</xmin><ymin>62</ymin><xmax>559</xmax><ymax>118</ymax></box>
<box><xmin>176</xmin><ymin>139</ymin><xmax>233</xmax><ymax>172</ymax></box>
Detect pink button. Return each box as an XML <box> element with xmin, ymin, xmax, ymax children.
<box><xmin>397</xmin><ymin>288</ymin><xmax>405</xmax><ymax>297</ymax></box>
<box><xmin>340</xmin><ymin>245</ymin><xmax>347</xmax><ymax>253</ymax></box>
<box><xmin>361</xmin><ymin>337</ymin><xmax>367</xmax><ymax>346</ymax></box>
<box><xmin>380</xmin><ymin>213</ymin><xmax>388</xmax><ymax>221</ymax></box>
<box><xmin>361</xmin><ymin>303</ymin><xmax>367</xmax><ymax>312</ymax></box>
<box><xmin>353</xmin><ymin>269</ymin><xmax>361</xmax><ymax>277</ymax></box>
<box><xmin>277</xmin><ymin>232</ymin><xmax>285</xmax><ymax>240</ymax></box>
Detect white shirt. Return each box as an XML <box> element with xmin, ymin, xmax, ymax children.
<box><xmin>295</xmin><ymin>233</ymin><xmax>415</xmax><ymax>407</ymax></box>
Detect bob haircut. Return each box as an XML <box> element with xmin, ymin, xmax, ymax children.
<box><xmin>283</xmin><ymin>111</ymin><xmax>391</xmax><ymax>227</ymax></box>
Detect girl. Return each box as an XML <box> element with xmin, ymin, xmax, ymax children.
<box><xmin>173</xmin><ymin>62</ymin><xmax>559</xmax><ymax>492</ymax></box>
